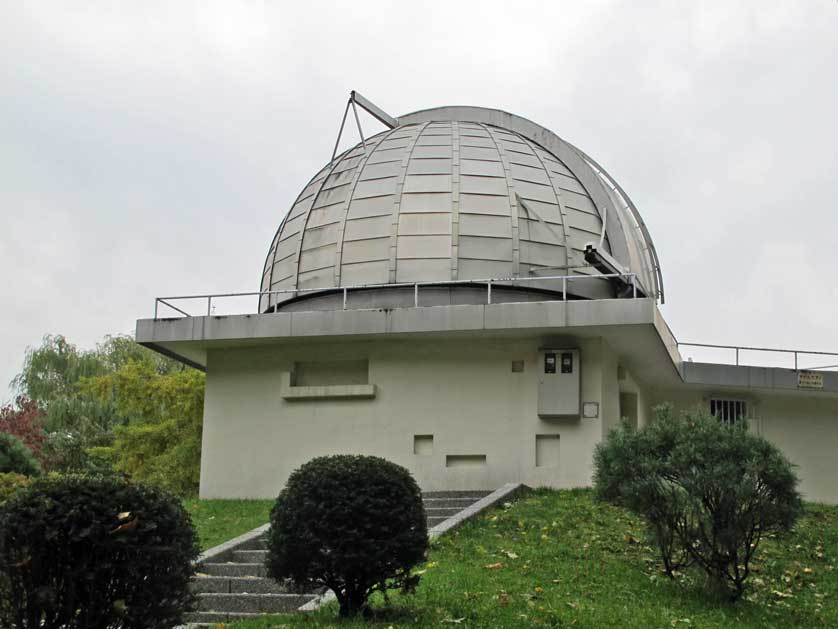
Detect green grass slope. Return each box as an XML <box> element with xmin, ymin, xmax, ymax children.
<box><xmin>232</xmin><ymin>488</ymin><xmax>838</xmax><ymax>628</ymax></box>
<box><xmin>184</xmin><ymin>498</ymin><xmax>274</xmax><ymax>551</ymax></box>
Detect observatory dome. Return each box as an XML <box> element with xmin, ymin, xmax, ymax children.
<box><xmin>259</xmin><ymin>106</ymin><xmax>663</xmax><ymax>312</ymax></box>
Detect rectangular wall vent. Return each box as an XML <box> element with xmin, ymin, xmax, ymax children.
<box><xmin>445</xmin><ymin>454</ymin><xmax>487</xmax><ymax>468</ymax></box>
<box><xmin>413</xmin><ymin>435</ymin><xmax>433</xmax><ymax>455</ymax></box>
<box><xmin>535</xmin><ymin>434</ymin><xmax>560</xmax><ymax>468</ymax></box>
<box><xmin>292</xmin><ymin>359</ymin><xmax>368</xmax><ymax>386</ymax></box>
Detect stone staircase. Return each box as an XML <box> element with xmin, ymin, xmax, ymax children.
<box><xmin>184</xmin><ymin>490</ymin><xmax>492</xmax><ymax>624</ymax></box>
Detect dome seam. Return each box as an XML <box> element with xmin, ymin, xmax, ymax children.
<box><xmin>260</xmin><ymin>164</ymin><xmax>329</xmax><ymax>312</ymax></box>
<box><xmin>386</xmin><ymin>122</ymin><xmax>432</xmax><ymax>284</ymax></box>
<box><xmin>517</xmin><ymin>135</ymin><xmax>572</xmax><ymax>270</ymax></box>
<box><xmin>332</xmin><ymin>127</ymin><xmax>405</xmax><ymax>286</ymax></box>
<box><xmin>480</xmin><ymin>124</ymin><xmax>520</xmax><ymax>276</ymax></box>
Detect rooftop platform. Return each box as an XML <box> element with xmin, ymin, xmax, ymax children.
<box><xmin>136</xmin><ymin>296</ymin><xmax>838</xmax><ymax>397</ymax></box>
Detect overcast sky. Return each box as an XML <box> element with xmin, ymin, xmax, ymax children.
<box><xmin>1</xmin><ymin>1</ymin><xmax>837</xmax><ymax>402</ymax></box>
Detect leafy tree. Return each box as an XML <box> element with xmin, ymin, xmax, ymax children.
<box><xmin>0</xmin><ymin>473</ymin><xmax>30</xmax><ymax>504</ymax></box>
<box><xmin>0</xmin><ymin>397</ymin><xmax>46</xmax><ymax>463</ymax></box>
<box><xmin>594</xmin><ymin>404</ymin><xmax>803</xmax><ymax>601</ymax></box>
<box><xmin>0</xmin><ymin>433</ymin><xmax>41</xmax><ymax>477</ymax></box>
<box><xmin>83</xmin><ymin>362</ymin><xmax>205</xmax><ymax>496</ymax></box>
<box><xmin>11</xmin><ymin>334</ymin><xmax>191</xmax><ymax>475</ymax></box>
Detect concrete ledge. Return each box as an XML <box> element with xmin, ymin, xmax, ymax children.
<box><xmin>197</xmin><ymin>523</ymin><xmax>271</xmax><ymax>566</ymax></box>
<box><xmin>428</xmin><ymin>482</ymin><xmax>528</xmax><ymax>538</ymax></box>
<box><xmin>281</xmin><ymin>383</ymin><xmax>377</xmax><ymax>401</ymax></box>
<box><xmin>137</xmin><ymin>299</ymin><xmax>658</xmax><ymax>347</ymax></box>
<box><xmin>682</xmin><ymin>361</ymin><xmax>838</xmax><ymax>396</ymax></box>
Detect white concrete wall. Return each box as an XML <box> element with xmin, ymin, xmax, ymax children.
<box><xmin>200</xmin><ymin>337</ymin><xmax>621</xmax><ymax>498</ymax></box>
<box><xmin>618</xmin><ymin>367</ymin><xmax>650</xmax><ymax>428</ymax></box>
<box><xmin>649</xmin><ymin>389</ymin><xmax>838</xmax><ymax>504</ymax></box>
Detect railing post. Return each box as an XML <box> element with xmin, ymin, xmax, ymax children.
<box><xmin>735</xmin><ymin>347</ymin><xmax>739</xmax><ymax>366</ymax></box>
<box><xmin>207</xmin><ymin>296</ymin><xmax>212</xmax><ymax>316</ymax></box>
<box><xmin>414</xmin><ymin>283</ymin><xmax>418</xmax><ymax>307</ymax></box>
<box><xmin>154</xmin><ymin>299</ymin><xmax>158</xmax><ymax>319</ymax></box>
<box><xmin>794</xmin><ymin>352</ymin><xmax>798</xmax><ymax>371</ymax></box>
<box><xmin>562</xmin><ymin>277</ymin><xmax>567</xmax><ymax>301</ymax></box>
<box><xmin>631</xmin><ymin>274</ymin><xmax>637</xmax><ymax>298</ymax></box>
<box><xmin>343</xmin><ymin>287</ymin><xmax>348</xmax><ymax>310</ymax></box>
<box><xmin>487</xmin><ymin>280</ymin><xmax>492</xmax><ymax>304</ymax></box>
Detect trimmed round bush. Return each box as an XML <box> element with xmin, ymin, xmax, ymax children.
<box><xmin>266</xmin><ymin>455</ymin><xmax>428</xmax><ymax>617</ymax></box>
<box><xmin>0</xmin><ymin>474</ymin><xmax>200</xmax><ymax>628</ymax></box>
<box><xmin>0</xmin><ymin>432</ymin><xmax>41</xmax><ymax>477</ymax></box>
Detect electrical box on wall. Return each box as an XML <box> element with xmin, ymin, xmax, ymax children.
<box><xmin>538</xmin><ymin>348</ymin><xmax>581</xmax><ymax>418</ymax></box>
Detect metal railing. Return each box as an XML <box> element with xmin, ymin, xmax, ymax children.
<box><xmin>677</xmin><ymin>342</ymin><xmax>838</xmax><ymax>371</ymax></box>
<box><xmin>153</xmin><ymin>272</ymin><xmax>640</xmax><ymax>319</ymax></box>
<box><xmin>151</xmin><ymin>276</ymin><xmax>837</xmax><ymax>372</ymax></box>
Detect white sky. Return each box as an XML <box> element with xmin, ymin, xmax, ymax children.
<box><xmin>2</xmin><ymin>1</ymin><xmax>837</xmax><ymax>401</ymax></box>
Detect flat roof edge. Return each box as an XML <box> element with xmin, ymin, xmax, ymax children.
<box><xmin>682</xmin><ymin>361</ymin><xmax>838</xmax><ymax>396</ymax></box>
<box><xmin>135</xmin><ymin>299</ymin><xmax>658</xmax><ymax>346</ymax></box>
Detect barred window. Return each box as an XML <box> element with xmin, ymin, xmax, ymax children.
<box><xmin>709</xmin><ymin>399</ymin><xmax>747</xmax><ymax>425</ymax></box>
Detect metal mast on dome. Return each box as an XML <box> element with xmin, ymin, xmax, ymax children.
<box><xmin>330</xmin><ymin>91</ymin><xmax>398</xmax><ymax>164</ymax></box>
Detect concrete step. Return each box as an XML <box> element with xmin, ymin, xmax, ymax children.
<box><xmin>191</xmin><ymin>576</ymin><xmax>294</xmax><ymax>594</ymax></box>
<box><xmin>234</xmin><ymin>536</ymin><xmax>268</xmax><ymax>551</ymax></box>
<box><xmin>196</xmin><ymin>592</ymin><xmax>313</xmax><ymax>613</ymax></box>
<box><xmin>184</xmin><ymin>610</ymin><xmax>280</xmax><ymax>623</ymax></box>
<box><xmin>423</xmin><ymin>490</ymin><xmax>491</xmax><ymax>499</ymax></box>
<box><xmin>427</xmin><ymin>516</ymin><xmax>449</xmax><ymax>526</ymax></box>
<box><xmin>232</xmin><ymin>549</ymin><xmax>268</xmax><ymax>563</ymax></box>
<box><xmin>423</xmin><ymin>497</ymin><xmax>485</xmax><ymax>509</ymax></box>
<box><xmin>424</xmin><ymin>506</ymin><xmax>463</xmax><ymax>517</ymax></box>
<box><xmin>200</xmin><ymin>562</ymin><xmax>267</xmax><ymax>577</ymax></box>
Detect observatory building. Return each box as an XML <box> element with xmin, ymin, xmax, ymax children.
<box><xmin>136</xmin><ymin>94</ymin><xmax>838</xmax><ymax>503</ymax></box>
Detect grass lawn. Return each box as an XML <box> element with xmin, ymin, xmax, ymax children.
<box><xmin>230</xmin><ymin>488</ymin><xmax>837</xmax><ymax>628</ymax></box>
<box><xmin>183</xmin><ymin>498</ymin><xmax>274</xmax><ymax>551</ymax></box>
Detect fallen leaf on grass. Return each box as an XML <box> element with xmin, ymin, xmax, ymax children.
<box><xmin>109</xmin><ymin>518</ymin><xmax>138</xmax><ymax>535</ymax></box>
<box><xmin>441</xmin><ymin>618</ymin><xmax>466</xmax><ymax>624</ymax></box>
<box><xmin>485</xmin><ymin>562</ymin><xmax>504</xmax><ymax>569</ymax></box>
<box><xmin>502</xmin><ymin>550</ymin><xmax>519</xmax><ymax>560</ymax></box>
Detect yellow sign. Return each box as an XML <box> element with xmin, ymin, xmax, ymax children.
<box><xmin>798</xmin><ymin>371</ymin><xmax>824</xmax><ymax>390</ymax></box>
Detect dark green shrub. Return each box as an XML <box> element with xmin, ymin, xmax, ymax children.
<box><xmin>266</xmin><ymin>455</ymin><xmax>428</xmax><ymax>617</ymax></box>
<box><xmin>594</xmin><ymin>404</ymin><xmax>803</xmax><ymax>600</ymax></box>
<box><xmin>0</xmin><ymin>432</ymin><xmax>41</xmax><ymax>477</ymax></box>
<box><xmin>0</xmin><ymin>474</ymin><xmax>200</xmax><ymax>628</ymax></box>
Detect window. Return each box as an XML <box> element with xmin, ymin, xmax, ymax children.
<box><xmin>709</xmin><ymin>398</ymin><xmax>747</xmax><ymax>425</ymax></box>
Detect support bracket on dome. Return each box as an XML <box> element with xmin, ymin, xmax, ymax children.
<box><xmin>330</xmin><ymin>91</ymin><xmax>399</xmax><ymax>164</ymax></box>
<box><xmin>584</xmin><ymin>243</ymin><xmax>646</xmax><ymax>298</ymax></box>
<box><xmin>351</xmin><ymin>91</ymin><xmax>399</xmax><ymax>129</ymax></box>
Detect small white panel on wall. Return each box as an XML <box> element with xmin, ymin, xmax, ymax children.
<box><xmin>537</xmin><ymin>349</ymin><xmax>581</xmax><ymax>418</ymax></box>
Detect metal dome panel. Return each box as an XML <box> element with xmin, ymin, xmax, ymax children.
<box><xmin>260</xmin><ymin>105</ymin><xmax>663</xmax><ymax>312</ymax></box>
